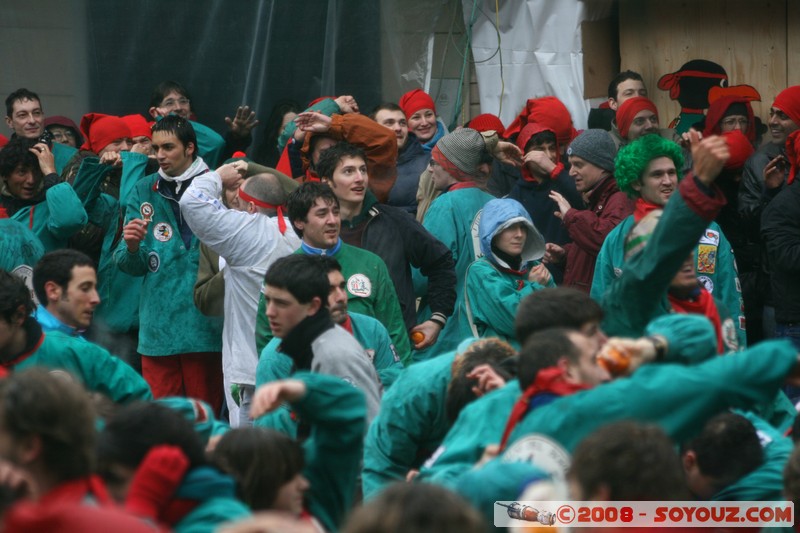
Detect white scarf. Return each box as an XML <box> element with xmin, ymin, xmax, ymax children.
<box><xmin>158</xmin><ymin>156</ymin><xmax>209</xmax><ymax>193</ymax></box>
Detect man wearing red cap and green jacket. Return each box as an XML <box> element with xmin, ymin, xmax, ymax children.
<box><xmin>591</xmin><ymin>134</ymin><xmax>745</xmax><ymax>349</ymax></box>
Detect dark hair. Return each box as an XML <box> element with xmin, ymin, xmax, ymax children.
<box><xmin>33</xmin><ymin>249</ymin><xmax>95</xmax><ymax>306</ymax></box>
<box><xmin>242</xmin><ymin>173</ymin><xmax>287</xmax><ymax>208</ymax></box>
<box><xmin>369</xmin><ymin>102</ymin><xmax>404</xmax><ymax>120</ymax></box>
<box><xmin>342</xmin><ymin>482</ymin><xmax>486</xmax><ymax>533</ymax></box>
<box><xmin>96</xmin><ymin>402</ymin><xmax>206</xmax><ymax>473</ymax></box>
<box><xmin>569</xmin><ymin>421</ymin><xmax>687</xmax><ymax>500</ymax></box>
<box><xmin>0</xmin><ymin>368</ymin><xmax>95</xmax><ymax>483</ymax></box>
<box><xmin>517</xmin><ymin>327</ymin><xmax>580</xmax><ymax>389</ymax></box>
<box><xmin>286</xmin><ymin>182</ymin><xmax>339</xmax><ymax>238</ymax></box>
<box><xmin>524</xmin><ymin>130</ymin><xmax>557</xmax><ymax>153</ymax></box>
<box><xmin>264</xmin><ymin>254</ymin><xmax>330</xmax><ymax>306</ymax></box>
<box><xmin>212</xmin><ymin>427</ymin><xmax>304</xmax><ymax>511</ymax></box>
<box><xmin>151</xmin><ymin>115</ymin><xmax>197</xmax><ymax>160</ymax></box>
<box><xmin>5</xmin><ymin>88</ymin><xmax>41</xmax><ymax>117</ymax></box>
<box><xmin>608</xmin><ymin>70</ymin><xmax>645</xmax><ymax>101</ymax></box>
<box><xmin>315</xmin><ymin>142</ymin><xmax>366</xmax><ymax>181</ymax></box>
<box><xmin>149</xmin><ymin>81</ymin><xmax>191</xmax><ymax>111</ymax></box>
<box><xmin>0</xmin><ymin>270</ymin><xmax>34</xmax><ymax>323</ymax></box>
<box><xmin>515</xmin><ymin>288</ymin><xmax>604</xmax><ymax>345</ymax></box>
<box><xmin>0</xmin><ymin>137</ymin><xmax>41</xmax><ymax>179</ymax></box>
<box><xmin>445</xmin><ymin>339</ymin><xmax>515</xmax><ymax>423</ymax></box>
<box><xmin>684</xmin><ymin>412</ymin><xmax>763</xmax><ymax>493</ymax></box>
<box><xmin>319</xmin><ymin>256</ymin><xmax>343</xmax><ymax>274</ymax></box>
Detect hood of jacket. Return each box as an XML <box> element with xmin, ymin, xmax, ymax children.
<box><xmin>479</xmin><ymin>198</ymin><xmax>545</xmax><ymax>268</ymax></box>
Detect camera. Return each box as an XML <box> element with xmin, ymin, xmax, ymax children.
<box><xmin>38</xmin><ymin>129</ymin><xmax>54</xmax><ymax>148</ymax></box>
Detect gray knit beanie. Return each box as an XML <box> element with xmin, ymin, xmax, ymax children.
<box><xmin>566</xmin><ymin>129</ymin><xmax>616</xmax><ymax>173</ymax></box>
<box><xmin>434</xmin><ymin>128</ymin><xmax>485</xmax><ymax>176</ymax></box>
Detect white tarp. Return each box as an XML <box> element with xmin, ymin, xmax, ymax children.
<box><xmin>464</xmin><ymin>0</ymin><xmax>612</xmax><ymax>130</ymax></box>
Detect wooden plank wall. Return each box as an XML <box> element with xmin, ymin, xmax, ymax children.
<box><xmin>619</xmin><ymin>0</ymin><xmax>792</xmax><ymax>133</ymax></box>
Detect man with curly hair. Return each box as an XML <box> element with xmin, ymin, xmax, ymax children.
<box><xmin>591</xmin><ymin>134</ymin><xmax>745</xmax><ymax>349</ymax></box>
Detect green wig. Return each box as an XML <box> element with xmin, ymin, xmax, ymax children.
<box><xmin>614</xmin><ymin>135</ymin><xmax>684</xmax><ymax>198</ymax></box>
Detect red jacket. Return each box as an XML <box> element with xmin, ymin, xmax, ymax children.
<box><xmin>561</xmin><ymin>176</ymin><xmax>634</xmax><ymax>292</ymax></box>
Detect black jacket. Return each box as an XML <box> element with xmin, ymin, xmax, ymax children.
<box><xmin>761</xmin><ymin>180</ymin><xmax>800</xmax><ymax>322</ymax></box>
<box><xmin>340</xmin><ymin>192</ymin><xmax>456</xmax><ymax>330</ymax></box>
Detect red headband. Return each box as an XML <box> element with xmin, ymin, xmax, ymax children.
<box><xmin>238</xmin><ymin>189</ymin><xmax>287</xmax><ymax>234</ymax></box>
<box><xmin>616</xmin><ymin>97</ymin><xmax>659</xmax><ymax>139</ymax></box>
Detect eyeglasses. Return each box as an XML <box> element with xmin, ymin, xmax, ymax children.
<box><xmin>720</xmin><ymin>117</ymin><xmax>749</xmax><ymax>129</ymax></box>
<box><xmin>161</xmin><ymin>97</ymin><xmax>190</xmax><ymax>109</ymax></box>
<box><xmin>51</xmin><ymin>130</ymin><xmax>76</xmax><ymax>141</ymax></box>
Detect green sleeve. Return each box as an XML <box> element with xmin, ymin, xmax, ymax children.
<box><xmin>711</xmin><ymin>225</ymin><xmax>747</xmax><ymax>348</ymax></box>
<box><xmin>252</xmin><ymin>340</ymin><xmax>297</xmax><ymax>437</ymax></box>
<box><xmin>119</xmin><ymin>151</ymin><xmax>150</xmax><ymax>204</ymax></box>
<box><xmin>52</xmin><ymin>142</ymin><xmax>77</xmax><ymax>175</ymax></box>
<box><xmin>644</xmin><ymin>314</ymin><xmax>717</xmax><ymax>365</ymax></box>
<box><xmin>362</xmin><ymin>360</ymin><xmax>451</xmax><ymax>499</ymax></box>
<box><xmin>112</xmin><ymin>182</ymin><xmax>149</xmax><ymax>276</ymax></box>
<box><xmin>41</xmin><ymin>183</ymin><xmax>88</xmax><ymax>239</ymax></box>
<box><xmin>590</xmin><ymin>221</ymin><xmax>626</xmax><ymax>302</ymax></box>
<box><xmin>76</xmin><ymin>339</ymin><xmax>153</xmax><ymax>403</ymax></box>
<box><xmin>372</xmin><ymin>261</ymin><xmax>412</xmax><ymax>364</ymax></box>
<box><xmin>277</xmin><ymin>98</ymin><xmax>340</xmax><ymax>152</ymax></box>
<box><xmin>254</xmin><ymin>292</ymin><xmax>274</xmax><ymax>354</ymax></box>
<box><xmin>69</xmin><ymin>156</ymin><xmax>111</xmax><ymax>210</ymax></box>
<box><xmin>292</xmin><ymin>372</ymin><xmax>366</xmax><ymax>533</ymax></box>
<box><xmin>353</xmin><ymin>313</ymin><xmax>403</xmax><ymax>388</ymax></box>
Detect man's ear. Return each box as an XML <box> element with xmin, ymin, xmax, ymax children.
<box><xmin>148</xmin><ymin>107</ymin><xmax>160</xmax><ymax>120</ymax></box>
<box><xmin>608</xmin><ymin>97</ymin><xmax>619</xmax><ymax>111</ymax></box>
<box><xmin>307</xmin><ymin>296</ymin><xmax>322</xmax><ymax>316</ymax></box>
<box><xmin>17</xmin><ymin>434</ymin><xmax>43</xmax><ymax>466</ymax></box>
<box><xmin>682</xmin><ymin>450</ymin><xmax>697</xmax><ymax>472</ymax></box>
<box><xmin>43</xmin><ymin>281</ymin><xmax>62</xmax><ymax>305</ymax></box>
<box><xmin>4</xmin><ymin>116</ymin><xmax>12</xmax><ymax>130</ymax></box>
<box><xmin>631</xmin><ymin>180</ymin><xmax>643</xmax><ymax>192</ymax></box>
<box><xmin>186</xmin><ymin>141</ymin><xmax>196</xmax><ymax>159</ymax></box>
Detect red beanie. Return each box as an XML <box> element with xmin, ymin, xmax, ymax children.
<box><xmin>467</xmin><ymin>113</ymin><xmax>505</xmax><ymax>134</ymax></box>
<box><xmin>80</xmin><ymin>113</ymin><xmax>131</xmax><ymax>154</ymax></box>
<box><xmin>722</xmin><ymin>130</ymin><xmax>754</xmax><ymax>171</ymax></box>
<box><xmin>504</xmin><ymin>96</ymin><xmax>576</xmax><ymax>146</ymax></box>
<box><xmin>122</xmin><ymin>114</ymin><xmax>152</xmax><ymax>139</ymax></box>
<box><xmin>704</xmin><ymin>96</ymin><xmax>755</xmax><ymax>143</ymax></box>
<box><xmin>399</xmin><ymin>89</ymin><xmax>436</xmax><ymax>119</ymax></box>
<box><xmin>773</xmin><ymin>85</ymin><xmax>800</xmax><ymax>127</ymax></box>
<box><xmin>616</xmin><ymin>96</ymin><xmax>659</xmax><ymax>139</ymax></box>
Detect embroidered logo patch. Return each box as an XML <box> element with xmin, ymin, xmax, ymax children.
<box><xmin>11</xmin><ymin>265</ymin><xmax>36</xmax><ymax>304</ymax></box>
<box><xmin>696</xmin><ymin>244</ymin><xmax>717</xmax><ymax>274</ymax></box>
<box><xmin>699</xmin><ymin>229</ymin><xmax>720</xmax><ymax>247</ymax></box>
<box><xmin>697</xmin><ymin>275</ymin><xmax>714</xmax><ymax>293</ymax></box>
<box><xmin>153</xmin><ymin>222</ymin><xmax>173</xmax><ymax>242</ymax></box>
<box><xmin>503</xmin><ymin>434</ymin><xmax>571</xmax><ymax>482</ymax></box>
<box><xmin>147</xmin><ymin>251</ymin><xmax>160</xmax><ymax>273</ymax></box>
<box><xmin>347</xmin><ymin>274</ymin><xmax>372</xmax><ymax>297</ymax></box>
<box><xmin>140</xmin><ymin>202</ymin><xmax>154</xmax><ymax>222</ymax></box>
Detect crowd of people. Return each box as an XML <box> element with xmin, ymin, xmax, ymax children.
<box><xmin>1</xmin><ymin>70</ymin><xmax>800</xmax><ymax>532</ymax></box>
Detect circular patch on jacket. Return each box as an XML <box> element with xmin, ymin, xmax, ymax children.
<box><xmin>140</xmin><ymin>202</ymin><xmax>154</xmax><ymax>222</ymax></box>
<box><xmin>347</xmin><ymin>274</ymin><xmax>372</xmax><ymax>297</ymax></box>
<box><xmin>153</xmin><ymin>222</ymin><xmax>173</xmax><ymax>242</ymax></box>
<box><xmin>10</xmin><ymin>264</ymin><xmax>36</xmax><ymax>304</ymax></box>
<box><xmin>502</xmin><ymin>434</ymin><xmax>571</xmax><ymax>481</ymax></box>
<box><xmin>697</xmin><ymin>275</ymin><xmax>714</xmax><ymax>293</ymax></box>
<box><xmin>147</xmin><ymin>251</ymin><xmax>160</xmax><ymax>273</ymax></box>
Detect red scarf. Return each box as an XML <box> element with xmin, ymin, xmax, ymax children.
<box><xmin>668</xmin><ymin>288</ymin><xmax>725</xmax><ymax>353</ymax></box>
<box><xmin>633</xmin><ymin>197</ymin><xmax>662</xmax><ymax>222</ymax></box>
<box><xmin>341</xmin><ymin>315</ymin><xmax>354</xmax><ymax>334</ymax></box>
<box><xmin>448</xmin><ymin>181</ymin><xmax>479</xmax><ymax>192</ymax></box>
<box><xmin>498</xmin><ymin>367</ymin><xmax>589</xmax><ymax>451</ymax></box>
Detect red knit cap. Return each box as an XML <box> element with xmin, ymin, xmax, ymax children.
<box><xmin>616</xmin><ymin>96</ymin><xmax>659</xmax><ymax>139</ymax></box>
<box><xmin>122</xmin><ymin>114</ymin><xmax>152</xmax><ymax>139</ymax></box>
<box><xmin>79</xmin><ymin>113</ymin><xmax>131</xmax><ymax>154</ymax></box>
<box><xmin>504</xmin><ymin>96</ymin><xmax>577</xmax><ymax>146</ymax></box>
<box><xmin>399</xmin><ymin>89</ymin><xmax>436</xmax><ymax>119</ymax></box>
<box><xmin>467</xmin><ymin>113</ymin><xmax>505</xmax><ymax>134</ymax></box>
<box><xmin>773</xmin><ymin>85</ymin><xmax>800</xmax><ymax>126</ymax></box>
<box><xmin>722</xmin><ymin>130</ymin><xmax>754</xmax><ymax>171</ymax></box>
